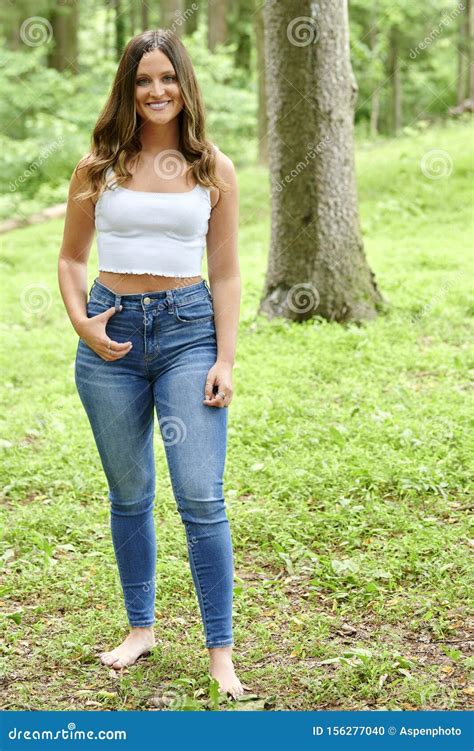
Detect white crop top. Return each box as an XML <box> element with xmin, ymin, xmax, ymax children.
<box><xmin>94</xmin><ymin>166</ymin><xmax>213</xmax><ymax>277</ymax></box>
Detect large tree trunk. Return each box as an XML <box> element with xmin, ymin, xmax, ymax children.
<box><xmin>259</xmin><ymin>0</ymin><xmax>383</xmax><ymax>323</ymax></box>
<box><xmin>255</xmin><ymin>2</ymin><xmax>268</xmax><ymax>164</ymax></box>
<box><xmin>47</xmin><ymin>0</ymin><xmax>79</xmax><ymax>73</ymax></box>
<box><xmin>208</xmin><ymin>0</ymin><xmax>228</xmax><ymax>51</ymax></box>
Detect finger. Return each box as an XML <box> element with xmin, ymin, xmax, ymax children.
<box><xmin>101</xmin><ymin>305</ymin><xmax>123</xmax><ymax>319</ymax></box>
<box><xmin>203</xmin><ymin>389</ymin><xmax>231</xmax><ymax>407</ymax></box>
<box><xmin>204</xmin><ymin>377</ymin><xmax>215</xmax><ymax>401</ymax></box>
<box><xmin>103</xmin><ymin>339</ymin><xmax>133</xmax><ymax>351</ymax></box>
<box><xmin>101</xmin><ymin>342</ymin><xmax>133</xmax><ymax>360</ymax></box>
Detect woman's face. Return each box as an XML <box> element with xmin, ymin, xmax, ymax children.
<box><xmin>135</xmin><ymin>48</ymin><xmax>184</xmax><ymax>124</ymax></box>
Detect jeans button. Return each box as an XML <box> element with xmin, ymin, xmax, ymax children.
<box><xmin>143</xmin><ymin>296</ymin><xmax>151</xmax><ymax>304</ymax></box>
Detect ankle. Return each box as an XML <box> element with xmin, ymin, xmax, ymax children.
<box><xmin>130</xmin><ymin>625</ymin><xmax>154</xmax><ymax>634</ymax></box>
<box><xmin>208</xmin><ymin>645</ymin><xmax>233</xmax><ymax>658</ymax></box>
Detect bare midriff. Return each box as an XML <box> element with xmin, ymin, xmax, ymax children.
<box><xmin>97</xmin><ymin>271</ymin><xmax>202</xmax><ymax>294</ymax></box>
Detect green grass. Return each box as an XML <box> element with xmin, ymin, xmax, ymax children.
<box><xmin>0</xmin><ymin>120</ymin><xmax>473</xmax><ymax>711</ymax></box>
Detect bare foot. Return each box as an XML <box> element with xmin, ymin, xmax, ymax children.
<box><xmin>208</xmin><ymin>646</ymin><xmax>245</xmax><ymax>700</ymax></box>
<box><xmin>99</xmin><ymin>626</ymin><xmax>155</xmax><ymax>670</ymax></box>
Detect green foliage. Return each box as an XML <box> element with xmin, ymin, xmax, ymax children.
<box><xmin>349</xmin><ymin>0</ymin><xmax>464</xmax><ymax>130</ymax></box>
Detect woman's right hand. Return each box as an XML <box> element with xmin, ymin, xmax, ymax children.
<box><xmin>76</xmin><ymin>306</ymin><xmax>133</xmax><ymax>361</ymax></box>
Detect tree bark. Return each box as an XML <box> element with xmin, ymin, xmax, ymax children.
<box><xmin>388</xmin><ymin>25</ymin><xmax>401</xmax><ymax>134</ymax></box>
<box><xmin>466</xmin><ymin>0</ymin><xmax>474</xmax><ymax>101</ymax></box>
<box><xmin>141</xmin><ymin>0</ymin><xmax>149</xmax><ymax>30</ymax></box>
<box><xmin>255</xmin><ymin>2</ymin><xmax>268</xmax><ymax>164</ymax></box>
<box><xmin>208</xmin><ymin>0</ymin><xmax>229</xmax><ymax>51</ymax></box>
<box><xmin>233</xmin><ymin>0</ymin><xmax>253</xmax><ymax>71</ymax></box>
<box><xmin>162</xmin><ymin>0</ymin><xmax>185</xmax><ymax>35</ymax></box>
<box><xmin>47</xmin><ymin>0</ymin><xmax>79</xmax><ymax>73</ymax></box>
<box><xmin>259</xmin><ymin>0</ymin><xmax>383</xmax><ymax>323</ymax></box>
<box><xmin>368</xmin><ymin>11</ymin><xmax>379</xmax><ymax>137</ymax></box>
<box><xmin>184</xmin><ymin>3</ymin><xmax>200</xmax><ymax>35</ymax></box>
<box><xmin>114</xmin><ymin>0</ymin><xmax>127</xmax><ymax>59</ymax></box>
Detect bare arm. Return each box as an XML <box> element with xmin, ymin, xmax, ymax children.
<box><xmin>57</xmin><ymin>160</ymin><xmax>96</xmax><ymax>335</ymax></box>
<box><xmin>205</xmin><ymin>151</ymin><xmax>241</xmax><ymax>367</ymax></box>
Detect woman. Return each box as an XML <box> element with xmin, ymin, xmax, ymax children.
<box><xmin>57</xmin><ymin>29</ymin><xmax>244</xmax><ymax>699</ymax></box>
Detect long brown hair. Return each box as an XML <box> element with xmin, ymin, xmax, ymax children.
<box><xmin>74</xmin><ymin>29</ymin><xmax>229</xmax><ymax>202</ymax></box>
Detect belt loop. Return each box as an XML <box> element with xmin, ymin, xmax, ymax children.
<box><xmin>165</xmin><ymin>289</ymin><xmax>174</xmax><ymax>310</ymax></box>
<box><xmin>114</xmin><ymin>293</ymin><xmax>122</xmax><ymax>312</ymax></box>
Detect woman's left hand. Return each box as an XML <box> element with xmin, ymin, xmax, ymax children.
<box><xmin>203</xmin><ymin>361</ymin><xmax>233</xmax><ymax>408</ymax></box>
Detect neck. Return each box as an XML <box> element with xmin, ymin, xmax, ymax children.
<box><xmin>137</xmin><ymin>117</ymin><xmax>181</xmax><ymax>154</ymax></box>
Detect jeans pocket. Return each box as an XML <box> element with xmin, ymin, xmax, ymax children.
<box><xmin>173</xmin><ymin>294</ymin><xmax>214</xmax><ymax>324</ymax></box>
<box><xmin>87</xmin><ymin>296</ymin><xmax>111</xmax><ymax>318</ymax></box>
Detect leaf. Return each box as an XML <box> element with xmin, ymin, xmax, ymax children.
<box><xmin>208</xmin><ymin>676</ymin><xmax>221</xmax><ymax>709</ymax></box>
<box><xmin>398</xmin><ymin>668</ymin><xmax>412</xmax><ymax>679</ymax></box>
<box><xmin>378</xmin><ymin>673</ymin><xmax>388</xmax><ymax>689</ymax></box>
<box><xmin>331</xmin><ymin>558</ymin><xmax>359</xmax><ymax>575</ymax></box>
<box><xmin>6</xmin><ymin>612</ymin><xmax>22</xmax><ymax>624</ymax></box>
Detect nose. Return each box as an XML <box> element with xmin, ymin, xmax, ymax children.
<box><xmin>149</xmin><ymin>79</ymin><xmax>166</xmax><ymax>98</ymax></box>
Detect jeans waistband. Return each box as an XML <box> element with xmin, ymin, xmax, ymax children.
<box><xmin>90</xmin><ymin>277</ymin><xmax>211</xmax><ymax>311</ymax></box>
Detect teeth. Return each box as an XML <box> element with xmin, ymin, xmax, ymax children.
<box><xmin>147</xmin><ymin>101</ymin><xmax>170</xmax><ymax>109</ymax></box>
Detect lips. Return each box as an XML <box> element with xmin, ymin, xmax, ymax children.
<box><xmin>146</xmin><ymin>101</ymin><xmax>171</xmax><ymax>110</ymax></box>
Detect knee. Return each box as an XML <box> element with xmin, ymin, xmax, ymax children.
<box><xmin>175</xmin><ymin>494</ymin><xmax>228</xmax><ymax>525</ymax></box>
<box><xmin>109</xmin><ymin>493</ymin><xmax>155</xmax><ymax>517</ymax></box>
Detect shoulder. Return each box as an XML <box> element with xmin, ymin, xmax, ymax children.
<box><xmin>69</xmin><ymin>153</ymin><xmax>97</xmax><ymax>208</ymax></box>
<box><xmin>212</xmin><ymin>146</ymin><xmax>236</xmax><ymax>183</ymax></box>
<box><xmin>70</xmin><ymin>153</ymin><xmax>93</xmax><ymax>192</ymax></box>
<box><xmin>209</xmin><ymin>146</ymin><xmax>237</xmax><ymax>209</ymax></box>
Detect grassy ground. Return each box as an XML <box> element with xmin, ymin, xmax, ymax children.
<box><xmin>0</xmin><ymin>121</ymin><xmax>473</xmax><ymax>711</ymax></box>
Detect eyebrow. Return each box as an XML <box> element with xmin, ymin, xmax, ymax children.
<box><xmin>136</xmin><ymin>70</ymin><xmax>176</xmax><ymax>77</ymax></box>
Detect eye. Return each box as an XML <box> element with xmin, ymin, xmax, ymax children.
<box><xmin>136</xmin><ymin>75</ymin><xmax>177</xmax><ymax>85</ymax></box>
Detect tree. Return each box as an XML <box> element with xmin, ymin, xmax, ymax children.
<box><xmin>259</xmin><ymin>0</ymin><xmax>383</xmax><ymax>323</ymax></box>
<box><xmin>161</xmin><ymin>0</ymin><xmax>184</xmax><ymax>35</ymax></box>
<box><xmin>255</xmin><ymin>1</ymin><xmax>268</xmax><ymax>163</ymax></box>
<box><xmin>208</xmin><ymin>0</ymin><xmax>229</xmax><ymax>51</ymax></box>
<box><xmin>47</xmin><ymin>0</ymin><xmax>79</xmax><ymax>73</ymax></box>
<box><xmin>457</xmin><ymin>0</ymin><xmax>474</xmax><ymax>105</ymax></box>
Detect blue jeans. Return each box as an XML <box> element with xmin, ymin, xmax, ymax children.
<box><xmin>74</xmin><ymin>277</ymin><xmax>234</xmax><ymax>648</ymax></box>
